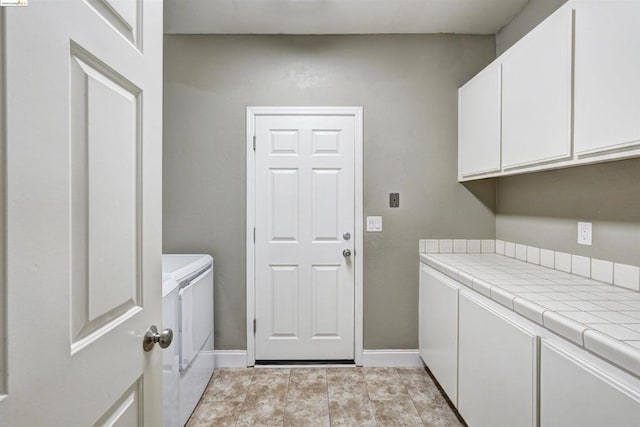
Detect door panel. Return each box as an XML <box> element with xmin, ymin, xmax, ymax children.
<box><xmin>270</xmin><ymin>169</ymin><xmax>299</xmax><ymax>241</ymax></box>
<box><xmin>271</xmin><ymin>265</ymin><xmax>299</xmax><ymax>337</ymax></box>
<box><xmin>312</xmin><ymin>169</ymin><xmax>340</xmax><ymax>241</ymax></box>
<box><xmin>311</xmin><ymin>265</ymin><xmax>340</xmax><ymax>337</ymax></box>
<box><xmin>70</xmin><ymin>46</ymin><xmax>142</xmax><ymax>349</ymax></box>
<box><xmin>4</xmin><ymin>1</ymin><xmax>162</xmax><ymax>425</ymax></box>
<box><xmin>254</xmin><ymin>114</ymin><xmax>356</xmax><ymax>360</ymax></box>
<box><xmin>85</xmin><ymin>0</ymin><xmax>142</xmax><ymax>49</ymax></box>
<box><xmin>95</xmin><ymin>380</ymin><xmax>143</xmax><ymax>426</ymax></box>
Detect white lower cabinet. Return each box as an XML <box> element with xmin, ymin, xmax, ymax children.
<box><xmin>420</xmin><ymin>262</ymin><xmax>640</xmax><ymax>427</ymax></box>
<box><xmin>540</xmin><ymin>340</ymin><xmax>640</xmax><ymax>427</ymax></box>
<box><xmin>419</xmin><ymin>265</ymin><xmax>460</xmax><ymax>404</ymax></box>
<box><xmin>458</xmin><ymin>292</ymin><xmax>538</xmax><ymax>427</ymax></box>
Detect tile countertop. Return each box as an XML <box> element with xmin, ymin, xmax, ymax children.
<box><xmin>420</xmin><ymin>252</ymin><xmax>640</xmax><ymax>378</ymax></box>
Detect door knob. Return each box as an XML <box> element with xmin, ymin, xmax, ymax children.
<box><xmin>143</xmin><ymin>325</ymin><xmax>173</xmax><ymax>352</ymax></box>
<box><xmin>343</xmin><ymin>249</ymin><xmax>352</xmax><ymax>257</ymax></box>
<box><xmin>342</xmin><ymin>232</ymin><xmax>351</xmax><ymax>240</ymax></box>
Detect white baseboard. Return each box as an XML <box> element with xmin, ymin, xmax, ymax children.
<box><xmin>362</xmin><ymin>349</ymin><xmax>423</xmax><ymax>367</ymax></box>
<box><xmin>212</xmin><ymin>349</ymin><xmax>422</xmax><ymax>368</ymax></box>
<box><xmin>214</xmin><ymin>350</ymin><xmax>248</xmax><ymax>368</ymax></box>
<box><xmin>197</xmin><ymin>350</ymin><xmax>216</xmax><ymax>368</ymax></box>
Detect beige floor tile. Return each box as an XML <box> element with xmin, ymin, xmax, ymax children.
<box><xmin>288</xmin><ymin>368</ymin><xmax>328</xmax><ymax>401</ymax></box>
<box><xmin>399</xmin><ymin>373</ymin><xmax>444</xmax><ymax>409</ymax></box>
<box><xmin>192</xmin><ymin>367</ymin><xmax>464</xmax><ymax>426</ymax></box>
<box><xmin>328</xmin><ymin>396</ymin><xmax>377</xmax><ymax>427</ymax></box>
<box><xmin>214</xmin><ymin>367</ymin><xmax>256</xmax><ymax>380</ymax></box>
<box><xmin>327</xmin><ymin>368</ymin><xmax>365</xmax><ymax>382</ymax></box>
<box><xmin>370</xmin><ymin>398</ymin><xmax>423</xmax><ymax>426</ymax></box>
<box><xmin>396</xmin><ymin>367</ymin><xmax>429</xmax><ymax>376</ymax></box>
<box><xmin>202</xmin><ymin>368</ymin><xmax>254</xmax><ymax>402</ymax></box>
<box><xmin>362</xmin><ymin>367</ymin><xmax>410</xmax><ymax>400</ymax></box>
<box><xmin>327</xmin><ymin>368</ymin><xmax>368</xmax><ymax>400</ymax></box>
<box><xmin>326</xmin><ymin>367</ymin><xmax>364</xmax><ymax>379</ymax></box>
<box><xmin>236</xmin><ymin>399</ymin><xmax>286</xmax><ymax>426</ymax></box>
<box><xmin>284</xmin><ymin>399</ymin><xmax>330</xmax><ymax>427</ymax></box>
<box><xmin>328</xmin><ymin>383</ymin><xmax>369</xmax><ymax>401</ymax></box>
<box><xmin>418</xmin><ymin>400</ymin><xmax>464</xmax><ymax>427</ymax></box>
<box><xmin>186</xmin><ymin>400</ymin><xmax>243</xmax><ymax>427</ymax></box>
<box><xmin>254</xmin><ymin>367</ymin><xmax>291</xmax><ymax>376</ymax></box>
<box><xmin>245</xmin><ymin>370</ymin><xmax>290</xmax><ymax>404</ymax></box>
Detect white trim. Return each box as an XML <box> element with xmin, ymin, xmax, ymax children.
<box><xmin>246</xmin><ymin>106</ymin><xmax>364</xmax><ymax>366</ymax></box>
<box><xmin>362</xmin><ymin>350</ymin><xmax>424</xmax><ymax>367</ymax></box>
<box><xmin>246</xmin><ymin>107</ymin><xmax>256</xmax><ymax>366</ymax></box>
<box><xmin>213</xmin><ymin>349</ymin><xmax>424</xmax><ymax>368</ymax></box>
<box><xmin>213</xmin><ymin>350</ymin><xmax>248</xmax><ymax>368</ymax></box>
<box><xmin>353</xmin><ymin>107</ymin><xmax>364</xmax><ymax>366</ymax></box>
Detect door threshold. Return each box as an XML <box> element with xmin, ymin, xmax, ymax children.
<box><xmin>255</xmin><ymin>359</ymin><xmax>355</xmax><ymax>367</ymax></box>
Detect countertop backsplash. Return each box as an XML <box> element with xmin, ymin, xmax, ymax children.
<box><xmin>419</xmin><ymin>239</ymin><xmax>640</xmax><ymax>293</ymax></box>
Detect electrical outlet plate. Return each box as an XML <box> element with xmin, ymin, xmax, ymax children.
<box><xmin>366</xmin><ymin>216</ymin><xmax>382</xmax><ymax>232</ymax></box>
<box><xmin>577</xmin><ymin>221</ymin><xmax>592</xmax><ymax>246</ymax></box>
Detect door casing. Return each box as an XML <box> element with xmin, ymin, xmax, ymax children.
<box><xmin>246</xmin><ymin>106</ymin><xmax>364</xmax><ymax>366</ymax></box>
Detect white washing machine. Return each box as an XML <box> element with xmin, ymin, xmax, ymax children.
<box><xmin>162</xmin><ymin>254</ymin><xmax>214</xmax><ymax>426</ymax></box>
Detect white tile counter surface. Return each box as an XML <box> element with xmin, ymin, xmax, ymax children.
<box><xmin>421</xmin><ymin>252</ymin><xmax>640</xmax><ymax>378</ymax></box>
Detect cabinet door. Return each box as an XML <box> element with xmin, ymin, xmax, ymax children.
<box><xmin>458</xmin><ymin>292</ymin><xmax>538</xmax><ymax>427</ymax></box>
<box><xmin>458</xmin><ymin>63</ymin><xmax>501</xmax><ymax>179</ymax></box>
<box><xmin>501</xmin><ymin>5</ymin><xmax>572</xmax><ymax>169</ymax></box>
<box><xmin>541</xmin><ymin>341</ymin><xmax>640</xmax><ymax>427</ymax></box>
<box><xmin>419</xmin><ymin>264</ymin><xmax>459</xmax><ymax>405</ymax></box>
<box><xmin>574</xmin><ymin>2</ymin><xmax>640</xmax><ymax>156</ymax></box>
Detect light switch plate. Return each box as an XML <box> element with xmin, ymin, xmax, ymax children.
<box><xmin>389</xmin><ymin>193</ymin><xmax>399</xmax><ymax>208</ymax></box>
<box><xmin>367</xmin><ymin>216</ymin><xmax>383</xmax><ymax>232</ymax></box>
<box><xmin>577</xmin><ymin>221</ymin><xmax>592</xmax><ymax>245</ymax></box>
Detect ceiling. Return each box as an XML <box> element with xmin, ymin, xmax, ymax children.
<box><xmin>164</xmin><ymin>0</ymin><xmax>530</xmax><ymax>35</ymax></box>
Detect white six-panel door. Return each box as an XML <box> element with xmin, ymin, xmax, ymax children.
<box><xmin>251</xmin><ymin>109</ymin><xmax>361</xmax><ymax>361</ymax></box>
<box><xmin>3</xmin><ymin>1</ymin><xmax>163</xmax><ymax>425</ymax></box>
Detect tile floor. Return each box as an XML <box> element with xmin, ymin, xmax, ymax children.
<box><xmin>187</xmin><ymin>367</ymin><xmax>464</xmax><ymax>426</ymax></box>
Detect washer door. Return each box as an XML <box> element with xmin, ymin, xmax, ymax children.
<box><xmin>178</xmin><ymin>266</ymin><xmax>213</xmax><ymax>371</ymax></box>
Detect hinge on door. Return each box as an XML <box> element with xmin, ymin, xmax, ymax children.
<box><xmin>253</xmin><ymin>319</ymin><xmax>256</xmax><ymax>334</ymax></box>
<box><xmin>253</xmin><ymin>135</ymin><xmax>256</xmax><ymax>151</ymax></box>
<box><xmin>253</xmin><ymin>228</ymin><xmax>256</xmax><ymax>243</ymax></box>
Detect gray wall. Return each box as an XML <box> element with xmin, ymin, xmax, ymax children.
<box><xmin>163</xmin><ymin>34</ymin><xmax>496</xmax><ymax>350</ymax></box>
<box><xmin>496</xmin><ymin>0</ymin><xmax>568</xmax><ymax>55</ymax></box>
<box><xmin>497</xmin><ymin>159</ymin><xmax>640</xmax><ymax>266</ymax></box>
<box><xmin>495</xmin><ymin>0</ymin><xmax>640</xmax><ymax>267</ymax></box>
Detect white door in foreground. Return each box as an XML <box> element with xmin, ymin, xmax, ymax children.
<box><xmin>253</xmin><ymin>111</ymin><xmax>357</xmax><ymax>360</ymax></box>
<box><xmin>3</xmin><ymin>1</ymin><xmax>163</xmax><ymax>425</ymax></box>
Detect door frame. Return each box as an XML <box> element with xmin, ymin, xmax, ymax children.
<box><xmin>246</xmin><ymin>106</ymin><xmax>364</xmax><ymax>366</ymax></box>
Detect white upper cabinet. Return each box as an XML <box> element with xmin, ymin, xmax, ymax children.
<box><xmin>458</xmin><ymin>1</ymin><xmax>640</xmax><ymax>181</ymax></box>
<box><xmin>501</xmin><ymin>5</ymin><xmax>573</xmax><ymax>169</ymax></box>
<box><xmin>458</xmin><ymin>63</ymin><xmax>501</xmax><ymax>179</ymax></box>
<box><xmin>574</xmin><ymin>1</ymin><xmax>640</xmax><ymax>156</ymax></box>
